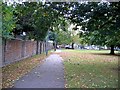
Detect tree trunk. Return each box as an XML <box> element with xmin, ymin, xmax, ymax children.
<box><xmin>54</xmin><ymin>43</ymin><xmax>56</xmax><ymax>51</ymax></box>
<box><xmin>72</xmin><ymin>42</ymin><xmax>74</xmax><ymax>49</ymax></box>
<box><xmin>110</xmin><ymin>45</ymin><xmax>115</xmax><ymax>55</ymax></box>
<box><xmin>3</xmin><ymin>39</ymin><xmax>6</xmax><ymax>63</ymax></box>
<box><xmin>36</xmin><ymin>40</ymin><xmax>39</xmax><ymax>55</ymax></box>
<box><xmin>45</xmin><ymin>41</ymin><xmax>48</xmax><ymax>56</ymax></box>
<box><xmin>40</xmin><ymin>42</ymin><xmax>42</xmax><ymax>54</ymax></box>
<box><xmin>53</xmin><ymin>41</ymin><xmax>56</xmax><ymax>51</ymax></box>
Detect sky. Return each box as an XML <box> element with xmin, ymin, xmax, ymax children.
<box><xmin>3</xmin><ymin>0</ymin><xmax>120</xmax><ymax>6</ymax></box>
<box><xmin>3</xmin><ymin>0</ymin><xmax>120</xmax><ymax>4</ymax></box>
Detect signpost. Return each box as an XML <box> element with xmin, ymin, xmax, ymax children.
<box><xmin>45</xmin><ymin>31</ymin><xmax>50</xmax><ymax>56</ymax></box>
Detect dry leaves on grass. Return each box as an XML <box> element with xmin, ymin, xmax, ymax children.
<box><xmin>2</xmin><ymin>53</ymin><xmax>51</xmax><ymax>88</ymax></box>
<box><xmin>59</xmin><ymin>51</ymin><xmax>118</xmax><ymax>63</ymax></box>
<box><xmin>58</xmin><ymin>50</ymin><xmax>118</xmax><ymax>88</ymax></box>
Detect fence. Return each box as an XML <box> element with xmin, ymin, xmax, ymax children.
<box><xmin>2</xmin><ymin>39</ymin><xmax>54</xmax><ymax>66</ymax></box>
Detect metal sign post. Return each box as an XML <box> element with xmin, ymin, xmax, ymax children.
<box><xmin>45</xmin><ymin>40</ymin><xmax>48</xmax><ymax>56</ymax></box>
<box><xmin>45</xmin><ymin>31</ymin><xmax>50</xmax><ymax>56</ymax></box>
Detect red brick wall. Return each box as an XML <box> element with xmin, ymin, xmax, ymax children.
<box><xmin>3</xmin><ymin>39</ymin><xmax>53</xmax><ymax>66</ymax></box>
<box><xmin>23</xmin><ymin>41</ymin><xmax>37</xmax><ymax>58</ymax></box>
<box><xmin>4</xmin><ymin>40</ymin><xmax>22</xmax><ymax>64</ymax></box>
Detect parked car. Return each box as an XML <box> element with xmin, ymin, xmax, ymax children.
<box><xmin>65</xmin><ymin>45</ymin><xmax>72</xmax><ymax>49</ymax></box>
<box><xmin>84</xmin><ymin>46</ymin><xmax>90</xmax><ymax>50</ymax></box>
<box><xmin>114</xmin><ymin>47</ymin><xmax>120</xmax><ymax>51</ymax></box>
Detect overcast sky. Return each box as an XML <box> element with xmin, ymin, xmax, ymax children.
<box><xmin>3</xmin><ymin>0</ymin><xmax>120</xmax><ymax>4</ymax></box>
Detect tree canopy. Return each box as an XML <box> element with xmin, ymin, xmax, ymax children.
<box><xmin>13</xmin><ymin>2</ymin><xmax>61</xmax><ymax>41</ymax></box>
<box><xmin>67</xmin><ymin>2</ymin><xmax>120</xmax><ymax>54</ymax></box>
<box><xmin>2</xmin><ymin>2</ymin><xmax>61</xmax><ymax>41</ymax></box>
<box><xmin>2</xmin><ymin>3</ymin><xmax>15</xmax><ymax>39</ymax></box>
<box><xmin>49</xmin><ymin>1</ymin><xmax>120</xmax><ymax>54</ymax></box>
<box><xmin>2</xmin><ymin>1</ymin><xmax>120</xmax><ymax>54</ymax></box>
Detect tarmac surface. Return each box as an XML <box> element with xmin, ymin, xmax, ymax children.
<box><xmin>13</xmin><ymin>53</ymin><xmax>65</xmax><ymax>88</ymax></box>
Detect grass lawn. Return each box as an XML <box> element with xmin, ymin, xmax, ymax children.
<box><xmin>59</xmin><ymin>49</ymin><xmax>119</xmax><ymax>88</ymax></box>
<box><xmin>2</xmin><ymin>52</ymin><xmax>52</xmax><ymax>88</ymax></box>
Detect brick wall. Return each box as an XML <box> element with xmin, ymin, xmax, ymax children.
<box><xmin>2</xmin><ymin>39</ymin><xmax>53</xmax><ymax>66</ymax></box>
<box><xmin>4</xmin><ymin>40</ymin><xmax>22</xmax><ymax>64</ymax></box>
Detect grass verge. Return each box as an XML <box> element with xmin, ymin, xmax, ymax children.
<box><xmin>59</xmin><ymin>50</ymin><xmax>119</xmax><ymax>88</ymax></box>
<box><xmin>2</xmin><ymin>51</ymin><xmax>52</xmax><ymax>88</ymax></box>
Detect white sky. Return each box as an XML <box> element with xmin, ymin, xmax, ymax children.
<box><xmin>3</xmin><ymin>0</ymin><xmax>120</xmax><ymax>3</ymax></box>
<box><xmin>3</xmin><ymin>0</ymin><xmax>44</xmax><ymax>5</ymax></box>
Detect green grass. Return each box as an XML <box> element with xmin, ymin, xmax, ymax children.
<box><xmin>59</xmin><ymin>50</ymin><xmax>119</xmax><ymax>88</ymax></box>
<box><xmin>62</xmin><ymin>49</ymin><xmax>119</xmax><ymax>54</ymax></box>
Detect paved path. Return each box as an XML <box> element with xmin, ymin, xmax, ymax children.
<box><xmin>13</xmin><ymin>54</ymin><xmax>65</xmax><ymax>88</ymax></box>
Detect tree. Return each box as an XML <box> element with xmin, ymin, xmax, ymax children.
<box><xmin>56</xmin><ymin>30</ymin><xmax>73</xmax><ymax>45</ymax></box>
<box><xmin>2</xmin><ymin>3</ymin><xmax>15</xmax><ymax>39</ymax></box>
<box><xmin>13</xmin><ymin>2</ymin><xmax>60</xmax><ymax>41</ymax></box>
<box><xmin>48</xmin><ymin>17</ymin><xmax>73</xmax><ymax>49</ymax></box>
<box><xmin>2</xmin><ymin>1</ymin><xmax>64</xmax><ymax>54</ymax></box>
<box><xmin>58</xmin><ymin>2</ymin><xmax>120</xmax><ymax>54</ymax></box>
<box><xmin>3</xmin><ymin>1</ymin><xmax>120</xmax><ymax>55</ymax></box>
<box><xmin>2</xmin><ymin>1</ymin><xmax>62</xmax><ymax>41</ymax></box>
